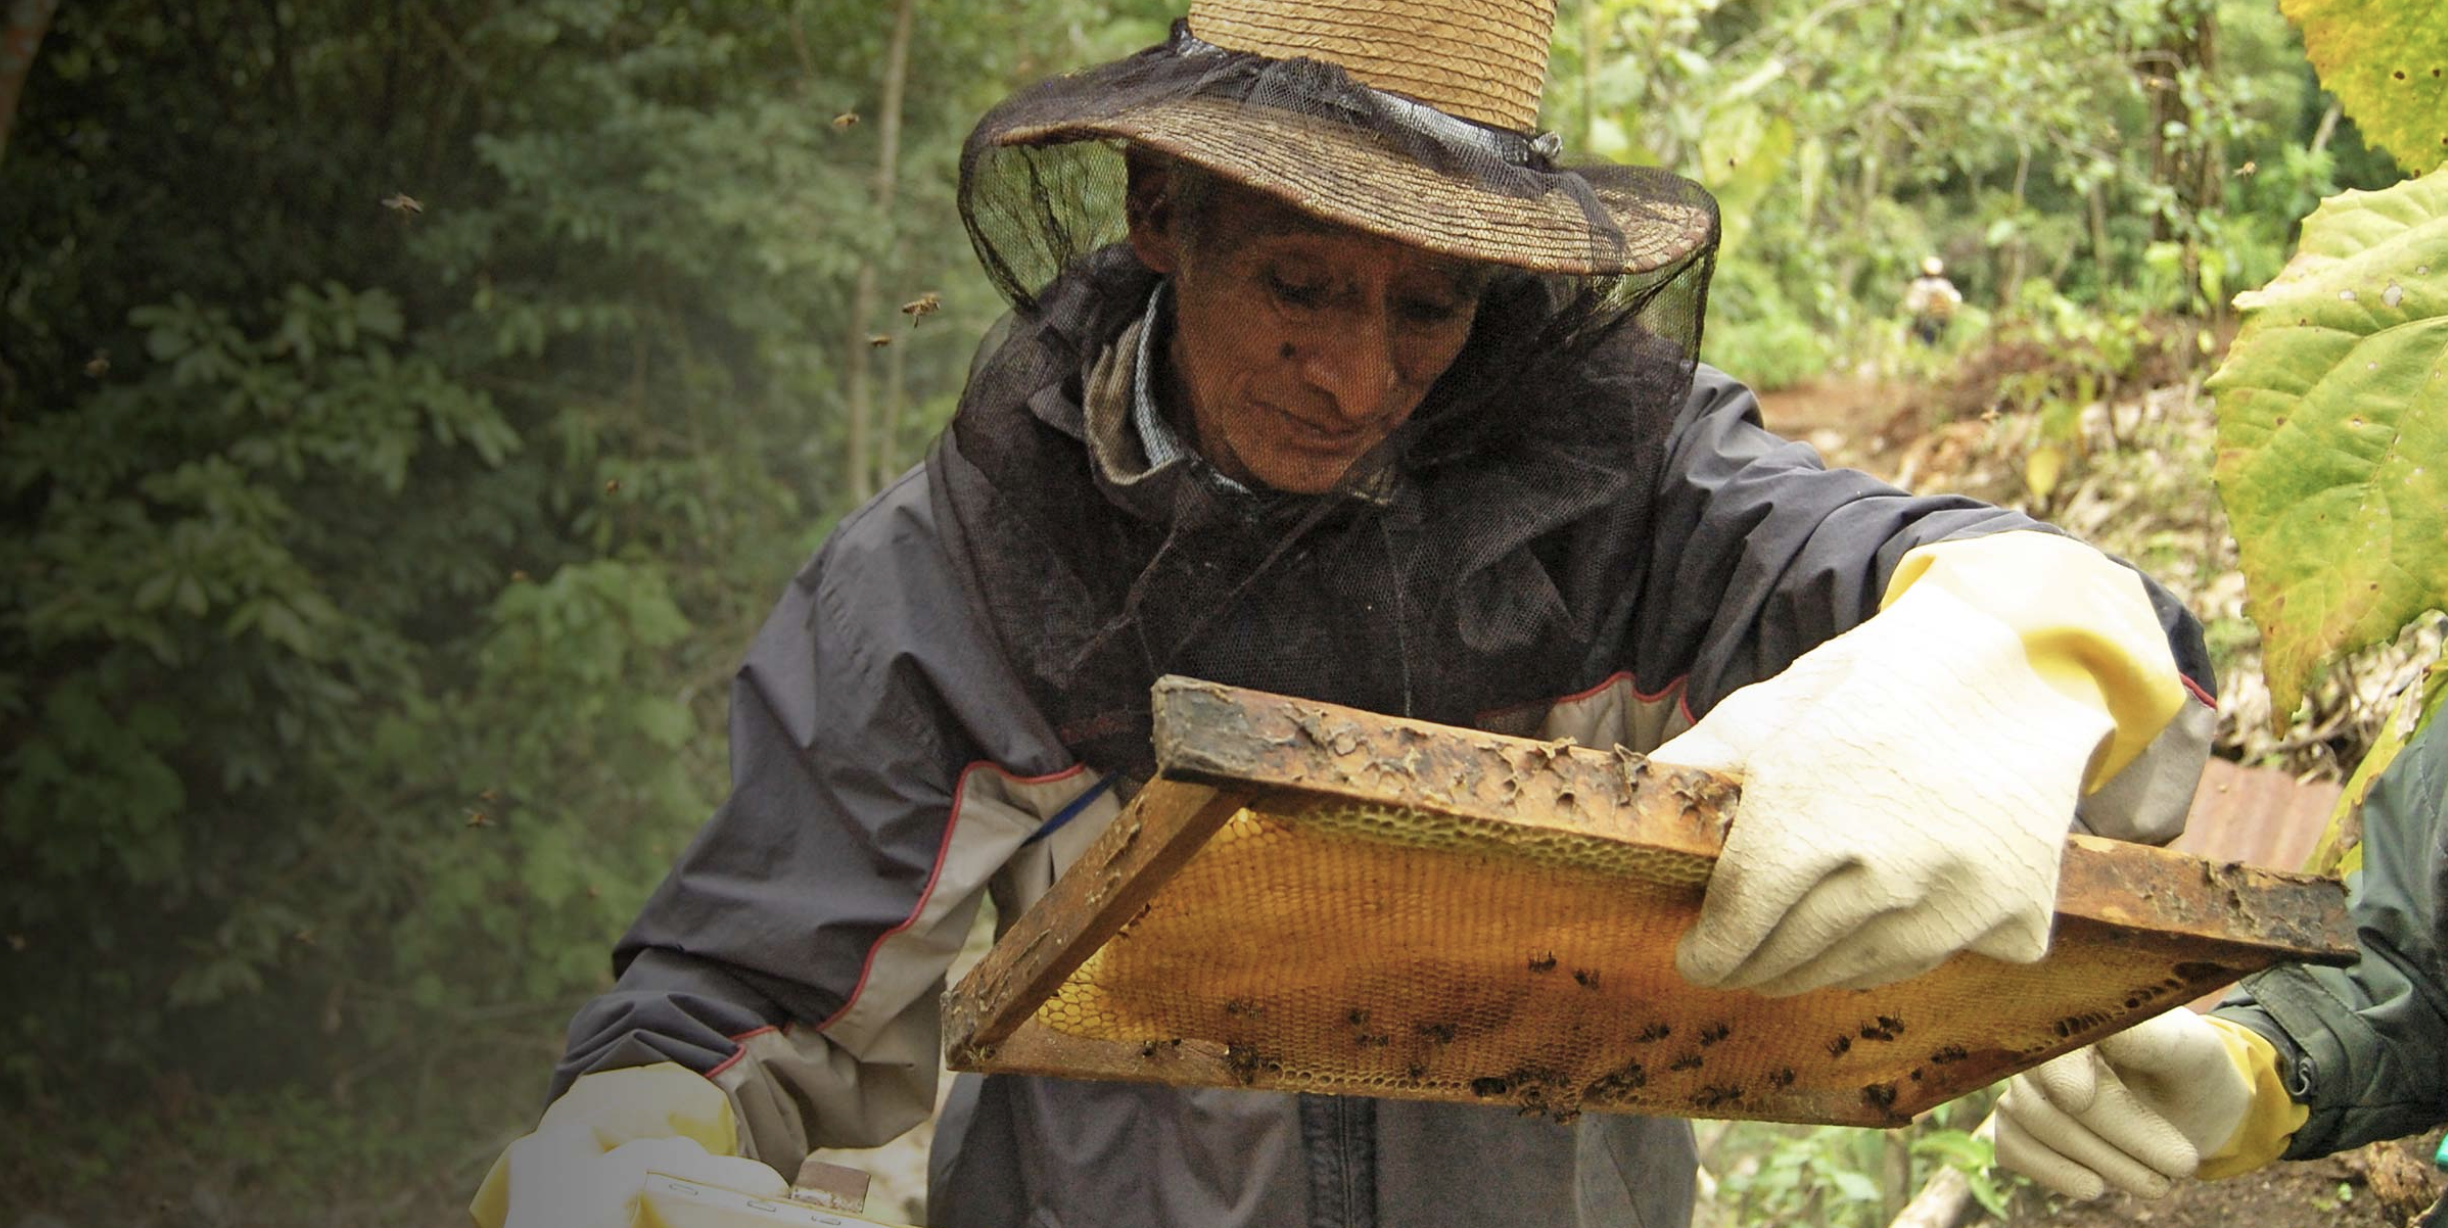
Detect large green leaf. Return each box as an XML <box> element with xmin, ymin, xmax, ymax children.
<box><xmin>2281</xmin><ymin>0</ymin><xmax>2448</xmax><ymax>174</ymax></box>
<box><xmin>2210</xmin><ymin>169</ymin><xmax>2448</xmax><ymax>722</ymax></box>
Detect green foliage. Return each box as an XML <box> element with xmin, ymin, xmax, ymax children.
<box><xmin>0</xmin><ymin>0</ymin><xmax>1162</xmax><ymax>1205</ymax></box>
<box><xmin>1709</xmin><ymin>1094</ymin><xmax>2011</xmax><ymax>1227</ymax></box>
<box><xmin>2281</xmin><ymin>0</ymin><xmax>2448</xmax><ymax>174</ymax></box>
<box><xmin>2208</xmin><ymin>169</ymin><xmax>2448</xmax><ymax>722</ymax></box>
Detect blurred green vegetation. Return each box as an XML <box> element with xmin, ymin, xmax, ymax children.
<box><xmin>0</xmin><ymin>0</ymin><xmax>2415</xmax><ymax>1221</ymax></box>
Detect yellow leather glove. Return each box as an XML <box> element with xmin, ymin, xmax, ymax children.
<box><xmin>1994</xmin><ymin>1009</ymin><xmax>2307</xmax><ymax>1199</ymax></box>
<box><xmin>1664</xmin><ymin>532</ymin><xmax>2185</xmax><ymax>996</ymax></box>
<box><xmin>470</xmin><ymin>1063</ymin><xmax>787</xmax><ymax>1228</ymax></box>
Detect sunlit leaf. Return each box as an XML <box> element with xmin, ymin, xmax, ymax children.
<box><xmin>2210</xmin><ymin>169</ymin><xmax>2448</xmax><ymax>722</ymax></box>
<box><xmin>2281</xmin><ymin>0</ymin><xmax>2448</xmax><ymax>174</ymax></box>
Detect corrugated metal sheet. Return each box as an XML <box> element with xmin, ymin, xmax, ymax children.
<box><xmin>2174</xmin><ymin>757</ymin><xmax>2344</xmax><ymax>873</ymax></box>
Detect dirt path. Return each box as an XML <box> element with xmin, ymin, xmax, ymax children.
<box><xmin>1753</xmin><ymin>375</ymin><xmax>1930</xmax><ymax>480</ymax></box>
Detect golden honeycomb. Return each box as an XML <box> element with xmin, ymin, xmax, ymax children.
<box><xmin>946</xmin><ymin>679</ymin><xmax>2355</xmax><ymax>1126</ymax></box>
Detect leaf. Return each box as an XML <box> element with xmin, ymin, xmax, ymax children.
<box><xmin>2209</xmin><ymin>170</ymin><xmax>2448</xmax><ymax>722</ymax></box>
<box><xmin>1827</xmin><ymin>1168</ymin><xmax>1881</xmax><ymax>1203</ymax></box>
<box><xmin>2024</xmin><ymin>444</ymin><xmax>2066</xmax><ymax>501</ymax></box>
<box><xmin>2280</xmin><ymin>0</ymin><xmax>2448</xmax><ymax>174</ymax></box>
<box><xmin>2304</xmin><ymin>652</ymin><xmax>2447</xmax><ymax>875</ymax></box>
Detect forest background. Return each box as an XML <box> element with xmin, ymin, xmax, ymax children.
<box><xmin>0</xmin><ymin>0</ymin><xmax>2428</xmax><ymax>1224</ymax></box>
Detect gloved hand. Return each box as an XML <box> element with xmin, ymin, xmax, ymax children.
<box><xmin>1661</xmin><ymin>532</ymin><xmax>2184</xmax><ymax>997</ymax></box>
<box><xmin>1993</xmin><ymin>1008</ymin><xmax>2305</xmax><ymax>1198</ymax></box>
<box><xmin>470</xmin><ymin>1062</ymin><xmax>788</xmax><ymax>1228</ymax></box>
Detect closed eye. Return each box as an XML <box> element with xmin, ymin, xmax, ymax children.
<box><xmin>1265</xmin><ymin>271</ymin><xmax>1327</xmax><ymax>308</ymax></box>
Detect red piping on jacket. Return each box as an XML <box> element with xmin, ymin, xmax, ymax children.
<box><xmin>2181</xmin><ymin>674</ymin><xmax>2216</xmax><ymax>709</ymax></box>
<box><xmin>1475</xmin><ymin>671</ymin><xmax>1689</xmax><ymax>729</ymax></box>
<box><xmin>813</xmin><ymin>760</ymin><xmax>1088</xmax><ymax>1035</ymax></box>
<box><xmin>707</xmin><ymin>1024</ymin><xmax>781</xmax><ymax>1079</ymax></box>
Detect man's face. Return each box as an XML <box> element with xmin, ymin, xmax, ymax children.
<box><xmin>1128</xmin><ymin>174</ymin><xmax>1484</xmax><ymax>494</ymax></box>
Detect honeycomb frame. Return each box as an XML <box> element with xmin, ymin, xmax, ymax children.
<box><xmin>942</xmin><ymin>678</ymin><xmax>2355</xmax><ymax>1126</ymax></box>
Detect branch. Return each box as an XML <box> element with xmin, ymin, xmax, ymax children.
<box><xmin>0</xmin><ymin>0</ymin><xmax>57</xmax><ymax>170</ymax></box>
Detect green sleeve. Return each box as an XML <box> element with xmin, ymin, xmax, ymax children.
<box><xmin>2214</xmin><ymin>713</ymin><xmax>2448</xmax><ymax>1158</ymax></box>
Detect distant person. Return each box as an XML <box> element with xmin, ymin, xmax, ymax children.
<box><xmin>1994</xmin><ymin>713</ymin><xmax>2448</xmax><ymax>1224</ymax></box>
<box><xmin>1903</xmin><ymin>256</ymin><xmax>1963</xmax><ymax>346</ymax></box>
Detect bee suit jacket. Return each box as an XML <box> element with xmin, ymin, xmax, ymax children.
<box><xmin>549</xmin><ymin>249</ymin><xmax>2220</xmax><ymax>1228</ymax></box>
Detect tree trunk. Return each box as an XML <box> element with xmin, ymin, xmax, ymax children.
<box><xmin>0</xmin><ymin>0</ymin><xmax>59</xmax><ymax>170</ymax></box>
<box><xmin>844</xmin><ymin>0</ymin><xmax>917</xmax><ymax>507</ymax></box>
<box><xmin>869</xmin><ymin>0</ymin><xmax>917</xmax><ymax>494</ymax></box>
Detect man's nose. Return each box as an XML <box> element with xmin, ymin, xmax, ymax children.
<box><xmin>1296</xmin><ymin>309</ymin><xmax>1400</xmax><ymax>423</ymax></box>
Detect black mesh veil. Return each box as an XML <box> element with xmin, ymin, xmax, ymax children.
<box><xmin>933</xmin><ymin>21</ymin><xmax>1721</xmax><ymax>778</ymax></box>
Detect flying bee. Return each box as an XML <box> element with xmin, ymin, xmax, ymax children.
<box><xmin>381</xmin><ymin>192</ymin><xmax>423</xmax><ymax>215</ymax></box>
<box><xmin>868</xmin><ymin>334</ymin><xmax>892</xmax><ymax>348</ymax></box>
<box><xmin>83</xmin><ymin>350</ymin><xmax>110</xmax><ymax>378</ymax></box>
<box><xmin>901</xmin><ymin>292</ymin><xmax>941</xmax><ymax>323</ymax></box>
<box><xmin>832</xmin><ymin>111</ymin><xmax>860</xmax><ymax>131</ymax></box>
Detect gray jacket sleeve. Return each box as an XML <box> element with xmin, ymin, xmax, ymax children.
<box><xmin>547</xmin><ymin>469</ymin><xmax>1101</xmax><ymax>1165</ymax></box>
<box><xmin>2217</xmin><ymin>714</ymin><xmax>2448</xmax><ymax>1157</ymax></box>
<box><xmin>1629</xmin><ymin>365</ymin><xmax>2218</xmax><ymax>844</ymax></box>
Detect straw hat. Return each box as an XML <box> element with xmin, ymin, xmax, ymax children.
<box><xmin>975</xmin><ymin>0</ymin><xmax>1717</xmax><ymax>278</ymax></box>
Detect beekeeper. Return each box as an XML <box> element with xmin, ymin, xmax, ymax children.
<box><xmin>472</xmin><ymin>1</ymin><xmax>2219</xmax><ymax>1224</ymax></box>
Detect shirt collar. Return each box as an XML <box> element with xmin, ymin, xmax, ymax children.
<box><xmin>1132</xmin><ymin>282</ymin><xmax>1249</xmax><ymax>493</ymax></box>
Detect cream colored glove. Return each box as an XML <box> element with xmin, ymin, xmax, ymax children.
<box><xmin>470</xmin><ymin>1063</ymin><xmax>788</xmax><ymax>1228</ymax></box>
<box><xmin>1663</xmin><ymin>532</ymin><xmax>2184</xmax><ymax>997</ymax></box>
<box><xmin>1993</xmin><ymin>1009</ymin><xmax>2306</xmax><ymax>1199</ymax></box>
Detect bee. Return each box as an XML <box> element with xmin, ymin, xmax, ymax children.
<box><xmin>1928</xmin><ymin>1045</ymin><xmax>1969</xmax><ymax>1065</ymax></box>
<box><xmin>1634</xmin><ymin>1022</ymin><xmax>1672</xmax><ymax>1044</ymax></box>
<box><xmin>868</xmin><ymin>333</ymin><xmax>892</xmax><ymax>348</ymax></box>
<box><xmin>381</xmin><ymin>193</ymin><xmax>423</xmax><ymax>215</ymax></box>
<box><xmin>832</xmin><ymin>111</ymin><xmax>860</xmax><ymax>130</ymax></box>
<box><xmin>1347</xmin><ymin>1008</ymin><xmax>1369</xmax><ymax>1027</ymax></box>
<box><xmin>1224</xmin><ymin>1044</ymin><xmax>1261</xmax><ymax>1085</ymax></box>
<box><xmin>1470</xmin><ymin>1075</ymin><xmax>1513</xmax><ymax>1098</ymax></box>
<box><xmin>1668</xmin><ymin>1053</ymin><xmax>1703</xmax><ymax>1072</ymax></box>
<box><xmin>1527</xmin><ymin>951</ymin><xmax>1558</xmax><ymax>974</ymax></box>
<box><xmin>1697</xmin><ymin>1022</ymin><xmax>1730</xmax><ymax>1047</ymax></box>
<box><xmin>1767</xmin><ymin>1067</ymin><xmax>1796</xmax><ymax>1089</ymax></box>
<box><xmin>1416</xmin><ymin>1022</ymin><xmax>1456</xmax><ymax>1044</ymax></box>
<box><xmin>290</xmin><ymin>928</ymin><xmax>317</xmax><ymax>946</ymax></box>
<box><xmin>604</xmin><ymin>478</ymin><xmax>622</xmax><ymax>494</ymax></box>
<box><xmin>1692</xmin><ymin>1084</ymin><xmax>1743</xmax><ymax>1111</ymax></box>
<box><xmin>1825</xmin><ymin>1035</ymin><xmax>1852</xmax><ymax>1058</ymax></box>
<box><xmin>901</xmin><ymin>292</ymin><xmax>941</xmax><ymax>323</ymax></box>
<box><xmin>510</xmin><ymin>570</ymin><xmax>531</xmax><ymax>583</ymax></box>
<box><xmin>2232</xmin><ymin>160</ymin><xmax>2258</xmax><ymax>178</ymax></box>
<box><xmin>1571</xmin><ymin>969</ymin><xmax>1600</xmax><ymax>989</ymax></box>
<box><xmin>83</xmin><ymin>350</ymin><xmax>109</xmax><ymax>378</ymax></box>
<box><xmin>465</xmin><ymin>810</ymin><xmax>493</xmax><ymax>828</ymax></box>
<box><xmin>1861</xmin><ymin>1082</ymin><xmax>1899</xmax><ymax>1113</ymax></box>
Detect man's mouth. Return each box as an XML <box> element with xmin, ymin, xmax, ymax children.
<box><xmin>1258</xmin><ymin>400</ymin><xmax>1372</xmax><ymax>450</ymax></box>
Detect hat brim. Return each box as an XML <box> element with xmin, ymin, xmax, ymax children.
<box><xmin>999</xmin><ymin>96</ymin><xmax>1717</xmax><ymax>278</ymax></box>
